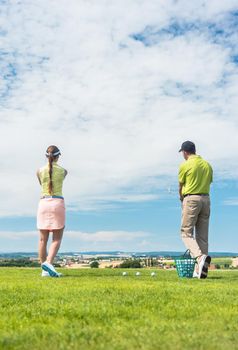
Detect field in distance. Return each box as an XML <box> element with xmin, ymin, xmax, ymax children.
<box><xmin>0</xmin><ymin>268</ymin><xmax>238</xmax><ymax>350</ymax></box>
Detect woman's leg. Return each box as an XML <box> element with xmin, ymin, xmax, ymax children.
<box><xmin>39</xmin><ymin>230</ymin><xmax>50</xmax><ymax>263</ymax></box>
<box><xmin>47</xmin><ymin>228</ymin><xmax>64</xmax><ymax>264</ymax></box>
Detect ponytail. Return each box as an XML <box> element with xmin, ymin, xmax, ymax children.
<box><xmin>48</xmin><ymin>154</ymin><xmax>54</xmax><ymax>195</ymax></box>
<box><xmin>45</xmin><ymin>145</ymin><xmax>61</xmax><ymax>195</ymax></box>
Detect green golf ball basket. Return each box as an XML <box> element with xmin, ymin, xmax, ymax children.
<box><xmin>174</xmin><ymin>250</ymin><xmax>196</xmax><ymax>278</ymax></box>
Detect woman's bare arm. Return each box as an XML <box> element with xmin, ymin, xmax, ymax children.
<box><xmin>36</xmin><ymin>170</ymin><xmax>41</xmax><ymax>185</ymax></box>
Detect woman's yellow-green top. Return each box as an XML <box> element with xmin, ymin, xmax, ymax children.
<box><xmin>39</xmin><ymin>162</ymin><xmax>65</xmax><ymax>196</ymax></box>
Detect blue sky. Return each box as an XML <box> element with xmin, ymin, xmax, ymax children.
<box><xmin>0</xmin><ymin>0</ymin><xmax>238</xmax><ymax>252</ymax></box>
<box><xmin>0</xmin><ymin>180</ymin><xmax>238</xmax><ymax>252</ymax></box>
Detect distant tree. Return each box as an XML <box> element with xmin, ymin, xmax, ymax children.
<box><xmin>119</xmin><ymin>259</ymin><xmax>142</xmax><ymax>268</ymax></box>
<box><xmin>0</xmin><ymin>258</ymin><xmax>40</xmax><ymax>267</ymax></box>
<box><xmin>90</xmin><ymin>261</ymin><xmax>99</xmax><ymax>268</ymax></box>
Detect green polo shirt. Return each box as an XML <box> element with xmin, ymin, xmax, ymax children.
<box><xmin>178</xmin><ymin>155</ymin><xmax>213</xmax><ymax>195</ymax></box>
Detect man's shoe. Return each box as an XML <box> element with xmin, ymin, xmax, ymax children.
<box><xmin>193</xmin><ymin>270</ymin><xmax>199</xmax><ymax>278</ymax></box>
<box><xmin>41</xmin><ymin>261</ymin><xmax>60</xmax><ymax>277</ymax></box>
<box><xmin>198</xmin><ymin>255</ymin><xmax>211</xmax><ymax>279</ymax></box>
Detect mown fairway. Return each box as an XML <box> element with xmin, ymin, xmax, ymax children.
<box><xmin>0</xmin><ymin>268</ymin><xmax>238</xmax><ymax>350</ymax></box>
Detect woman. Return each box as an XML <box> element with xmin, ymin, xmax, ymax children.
<box><xmin>37</xmin><ymin>145</ymin><xmax>67</xmax><ymax>277</ymax></box>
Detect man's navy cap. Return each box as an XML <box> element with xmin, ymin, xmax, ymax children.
<box><xmin>179</xmin><ymin>141</ymin><xmax>196</xmax><ymax>153</ymax></box>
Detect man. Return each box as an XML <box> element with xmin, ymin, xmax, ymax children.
<box><xmin>178</xmin><ymin>141</ymin><xmax>213</xmax><ymax>279</ymax></box>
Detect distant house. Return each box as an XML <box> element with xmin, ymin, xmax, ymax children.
<box><xmin>209</xmin><ymin>263</ymin><xmax>216</xmax><ymax>270</ymax></box>
<box><xmin>231</xmin><ymin>258</ymin><xmax>238</xmax><ymax>268</ymax></box>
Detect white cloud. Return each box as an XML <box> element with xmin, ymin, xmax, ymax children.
<box><xmin>0</xmin><ymin>231</ymin><xmax>37</xmax><ymax>240</ymax></box>
<box><xmin>0</xmin><ymin>229</ymin><xmax>156</xmax><ymax>252</ymax></box>
<box><xmin>0</xmin><ymin>229</ymin><xmax>148</xmax><ymax>241</ymax></box>
<box><xmin>223</xmin><ymin>198</ymin><xmax>238</xmax><ymax>206</ymax></box>
<box><xmin>0</xmin><ymin>1</ymin><xmax>238</xmax><ymax>216</ymax></box>
<box><xmin>66</xmin><ymin>230</ymin><xmax>149</xmax><ymax>242</ymax></box>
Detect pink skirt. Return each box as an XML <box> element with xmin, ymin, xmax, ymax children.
<box><xmin>37</xmin><ymin>198</ymin><xmax>65</xmax><ymax>230</ymax></box>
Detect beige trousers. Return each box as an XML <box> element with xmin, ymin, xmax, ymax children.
<box><xmin>181</xmin><ymin>195</ymin><xmax>210</xmax><ymax>258</ymax></box>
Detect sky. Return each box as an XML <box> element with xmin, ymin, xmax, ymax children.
<box><xmin>0</xmin><ymin>0</ymin><xmax>238</xmax><ymax>252</ymax></box>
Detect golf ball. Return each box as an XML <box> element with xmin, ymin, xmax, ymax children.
<box><xmin>151</xmin><ymin>272</ymin><xmax>156</xmax><ymax>277</ymax></box>
<box><xmin>122</xmin><ymin>272</ymin><xmax>128</xmax><ymax>276</ymax></box>
<box><xmin>135</xmin><ymin>272</ymin><xmax>141</xmax><ymax>276</ymax></box>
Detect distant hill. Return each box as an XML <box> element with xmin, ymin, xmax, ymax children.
<box><xmin>0</xmin><ymin>251</ymin><xmax>237</xmax><ymax>258</ymax></box>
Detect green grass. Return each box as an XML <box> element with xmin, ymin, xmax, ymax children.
<box><xmin>0</xmin><ymin>268</ymin><xmax>238</xmax><ymax>350</ymax></box>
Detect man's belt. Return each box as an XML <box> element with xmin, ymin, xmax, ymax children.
<box><xmin>183</xmin><ymin>193</ymin><xmax>209</xmax><ymax>198</ymax></box>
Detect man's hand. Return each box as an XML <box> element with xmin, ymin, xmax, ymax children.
<box><xmin>179</xmin><ymin>182</ymin><xmax>184</xmax><ymax>202</ymax></box>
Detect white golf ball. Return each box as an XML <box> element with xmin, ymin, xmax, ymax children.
<box><xmin>151</xmin><ymin>272</ymin><xmax>156</xmax><ymax>277</ymax></box>
<box><xmin>135</xmin><ymin>272</ymin><xmax>141</xmax><ymax>276</ymax></box>
<box><xmin>122</xmin><ymin>272</ymin><xmax>127</xmax><ymax>276</ymax></box>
